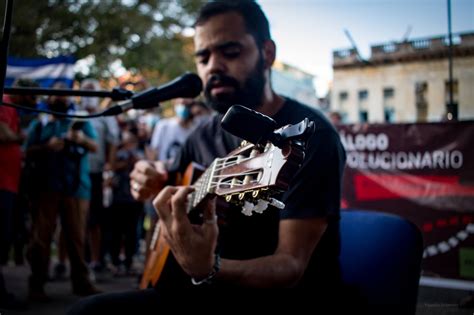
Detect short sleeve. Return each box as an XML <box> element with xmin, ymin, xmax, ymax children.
<box><xmin>104</xmin><ymin>117</ymin><xmax>120</xmax><ymax>145</ymax></box>
<box><xmin>150</xmin><ymin>120</ymin><xmax>165</xmax><ymax>151</ymax></box>
<box><xmin>82</xmin><ymin>121</ymin><xmax>97</xmax><ymax>141</ymax></box>
<box><xmin>280</xmin><ymin>129</ymin><xmax>346</xmax><ymax>220</ymax></box>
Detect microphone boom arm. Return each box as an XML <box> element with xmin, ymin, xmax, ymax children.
<box><xmin>3</xmin><ymin>86</ymin><xmax>134</xmax><ymax>101</ymax></box>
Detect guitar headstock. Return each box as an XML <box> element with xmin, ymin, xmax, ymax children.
<box><xmin>209</xmin><ymin>140</ymin><xmax>304</xmax><ymax>215</ymax></box>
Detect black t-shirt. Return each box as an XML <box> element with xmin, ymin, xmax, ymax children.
<box><xmin>160</xmin><ymin>98</ymin><xmax>346</xmax><ymax>289</ymax></box>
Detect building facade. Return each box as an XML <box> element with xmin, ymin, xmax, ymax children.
<box><xmin>331</xmin><ymin>32</ymin><xmax>474</xmax><ymax>123</ymax></box>
<box><xmin>272</xmin><ymin>60</ymin><xmax>318</xmax><ymax>108</ymax></box>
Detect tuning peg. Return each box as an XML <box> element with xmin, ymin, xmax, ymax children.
<box><xmin>225</xmin><ymin>195</ymin><xmax>232</xmax><ymax>203</ymax></box>
<box><xmin>269</xmin><ymin>198</ymin><xmax>285</xmax><ymax>210</ymax></box>
<box><xmin>238</xmin><ymin>192</ymin><xmax>246</xmax><ymax>200</ymax></box>
<box><xmin>254</xmin><ymin>199</ymin><xmax>269</xmax><ymax>214</ymax></box>
<box><xmin>252</xmin><ymin>190</ymin><xmax>259</xmax><ymax>198</ymax></box>
<box><xmin>241</xmin><ymin>201</ymin><xmax>256</xmax><ymax>216</ymax></box>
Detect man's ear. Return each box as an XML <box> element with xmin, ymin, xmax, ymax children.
<box><xmin>262</xmin><ymin>40</ymin><xmax>276</xmax><ymax>69</ymax></box>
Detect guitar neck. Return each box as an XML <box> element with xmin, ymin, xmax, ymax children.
<box><xmin>187</xmin><ymin>160</ymin><xmax>217</xmax><ymax>212</ymax></box>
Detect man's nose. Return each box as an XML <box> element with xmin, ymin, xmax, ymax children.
<box><xmin>207</xmin><ymin>54</ymin><xmax>227</xmax><ymax>75</ymax></box>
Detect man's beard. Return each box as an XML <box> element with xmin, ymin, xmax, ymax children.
<box><xmin>204</xmin><ymin>56</ymin><xmax>265</xmax><ymax>114</ymax></box>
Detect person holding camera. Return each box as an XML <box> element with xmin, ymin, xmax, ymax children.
<box><xmin>25</xmin><ymin>88</ymin><xmax>100</xmax><ymax>301</ymax></box>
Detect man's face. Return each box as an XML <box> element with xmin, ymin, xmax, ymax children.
<box><xmin>194</xmin><ymin>12</ymin><xmax>266</xmax><ymax>114</ymax></box>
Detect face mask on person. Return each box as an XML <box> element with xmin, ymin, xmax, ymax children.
<box><xmin>175</xmin><ymin>104</ymin><xmax>191</xmax><ymax>120</ymax></box>
<box><xmin>81</xmin><ymin>97</ymin><xmax>100</xmax><ymax>110</ymax></box>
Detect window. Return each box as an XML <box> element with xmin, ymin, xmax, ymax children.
<box><xmin>358</xmin><ymin>90</ymin><xmax>368</xmax><ymax>100</ymax></box>
<box><xmin>384</xmin><ymin>108</ymin><xmax>395</xmax><ymax>123</ymax></box>
<box><xmin>358</xmin><ymin>89</ymin><xmax>369</xmax><ymax>122</ymax></box>
<box><xmin>383</xmin><ymin>87</ymin><xmax>395</xmax><ymax>123</ymax></box>
<box><xmin>339</xmin><ymin>91</ymin><xmax>348</xmax><ymax>101</ymax></box>
<box><xmin>338</xmin><ymin>91</ymin><xmax>349</xmax><ymax>113</ymax></box>
<box><xmin>383</xmin><ymin>88</ymin><xmax>394</xmax><ymax>99</ymax></box>
<box><xmin>415</xmin><ymin>82</ymin><xmax>428</xmax><ymax>122</ymax></box>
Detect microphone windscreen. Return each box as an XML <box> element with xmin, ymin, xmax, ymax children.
<box><xmin>221</xmin><ymin>105</ymin><xmax>277</xmax><ymax>144</ymax></box>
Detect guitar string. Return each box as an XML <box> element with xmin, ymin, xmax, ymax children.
<box><xmin>210</xmin><ymin>170</ymin><xmax>261</xmax><ymax>179</ymax></box>
<box><xmin>190</xmin><ymin>152</ymin><xmax>266</xmax><ymax>207</ymax></box>
<box><xmin>193</xmin><ymin>160</ymin><xmax>215</xmax><ymax>207</ymax></box>
<box><xmin>212</xmin><ymin>156</ymin><xmax>255</xmax><ymax>172</ymax></box>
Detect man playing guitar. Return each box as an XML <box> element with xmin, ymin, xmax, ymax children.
<box><xmin>68</xmin><ymin>1</ymin><xmax>346</xmax><ymax>313</ymax></box>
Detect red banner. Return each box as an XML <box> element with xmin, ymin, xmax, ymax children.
<box><xmin>338</xmin><ymin>121</ymin><xmax>474</xmax><ymax>285</ymax></box>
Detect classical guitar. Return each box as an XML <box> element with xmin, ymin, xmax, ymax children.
<box><xmin>139</xmin><ymin>122</ymin><xmax>310</xmax><ymax>289</ymax></box>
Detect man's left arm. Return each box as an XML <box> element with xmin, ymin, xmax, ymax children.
<box><xmin>203</xmin><ymin>128</ymin><xmax>344</xmax><ymax>287</ymax></box>
<box><xmin>217</xmin><ymin>218</ymin><xmax>327</xmax><ymax>287</ymax></box>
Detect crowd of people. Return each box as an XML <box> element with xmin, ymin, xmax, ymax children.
<box><xmin>0</xmin><ymin>77</ymin><xmax>211</xmax><ymax>308</ymax></box>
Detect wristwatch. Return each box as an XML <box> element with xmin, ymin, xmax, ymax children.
<box><xmin>191</xmin><ymin>253</ymin><xmax>221</xmax><ymax>285</ymax></box>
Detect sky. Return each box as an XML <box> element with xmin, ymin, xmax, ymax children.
<box><xmin>258</xmin><ymin>0</ymin><xmax>474</xmax><ymax>97</ymax></box>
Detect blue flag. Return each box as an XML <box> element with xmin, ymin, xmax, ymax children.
<box><xmin>5</xmin><ymin>55</ymin><xmax>75</xmax><ymax>88</ymax></box>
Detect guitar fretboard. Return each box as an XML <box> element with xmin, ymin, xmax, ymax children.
<box><xmin>187</xmin><ymin>160</ymin><xmax>216</xmax><ymax>212</ymax></box>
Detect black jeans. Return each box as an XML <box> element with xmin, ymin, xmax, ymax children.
<box><xmin>0</xmin><ymin>190</ymin><xmax>15</xmax><ymax>265</ymax></box>
<box><xmin>67</xmin><ymin>289</ymin><xmax>162</xmax><ymax>315</ymax></box>
<box><xmin>66</xmin><ymin>286</ymin><xmax>354</xmax><ymax>314</ymax></box>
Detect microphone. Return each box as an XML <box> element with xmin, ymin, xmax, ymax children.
<box><xmin>221</xmin><ymin>105</ymin><xmax>277</xmax><ymax>145</ymax></box>
<box><xmin>222</xmin><ymin>105</ymin><xmax>316</xmax><ymax>148</ymax></box>
<box><xmin>103</xmin><ymin>72</ymin><xmax>202</xmax><ymax>116</ymax></box>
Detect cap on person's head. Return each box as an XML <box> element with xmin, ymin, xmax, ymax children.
<box><xmin>13</xmin><ymin>78</ymin><xmax>40</xmax><ymax>88</ymax></box>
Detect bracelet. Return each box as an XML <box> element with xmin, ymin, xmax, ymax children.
<box><xmin>191</xmin><ymin>253</ymin><xmax>221</xmax><ymax>285</ymax></box>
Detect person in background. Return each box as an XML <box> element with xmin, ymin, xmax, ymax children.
<box><xmin>0</xmin><ymin>82</ymin><xmax>25</xmax><ymax>309</ymax></box>
<box><xmin>25</xmin><ymin>90</ymin><xmax>100</xmax><ymax>300</ymax></box>
<box><xmin>143</xmin><ymin>98</ymin><xmax>210</xmax><ymax>262</ymax></box>
<box><xmin>148</xmin><ymin>98</ymin><xmax>210</xmax><ymax>167</ymax></box>
<box><xmin>109</xmin><ymin>129</ymin><xmax>144</xmax><ymax>276</ymax></box>
<box><xmin>7</xmin><ymin>78</ymin><xmax>41</xmax><ymax>268</ymax></box>
<box><xmin>80</xmin><ymin>78</ymin><xmax>120</xmax><ymax>281</ymax></box>
<box><xmin>329</xmin><ymin>111</ymin><xmax>343</xmax><ymax>126</ymax></box>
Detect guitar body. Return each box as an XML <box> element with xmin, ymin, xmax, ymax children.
<box><xmin>139</xmin><ymin>163</ymin><xmax>204</xmax><ymax>289</ymax></box>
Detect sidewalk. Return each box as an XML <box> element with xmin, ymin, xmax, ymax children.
<box><xmin>1</xmin><ymin>262</ymin><xmax>473</xmax><ymax>314</ymax></box>
<box><xmin>1</xmin><ymin>263</ymin><xmax>138</xmax><ymax>315</ymax></box>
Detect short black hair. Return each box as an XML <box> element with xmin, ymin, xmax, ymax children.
<box><xmin>13</xmin><ymin>78</ymin><xmax>39</xmax><ymax>88</ymax></box>
<box><xmin>195</xmin><ymin>0</ymin><xmax>271</xmax><ymax>47</ymax></box>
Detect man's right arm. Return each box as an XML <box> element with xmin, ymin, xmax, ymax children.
<box><xmin>130</xmin><ymin>160</ymin><xmax>169</xmax><ymax>201</ymax></box>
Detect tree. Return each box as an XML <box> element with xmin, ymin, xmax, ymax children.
<box><xmin>1</xmin><ymin>0</ymin><xmax>205</xmax><ymax>82</ymax></box>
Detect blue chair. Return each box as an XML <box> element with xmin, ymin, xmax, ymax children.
<box><xmin>340</xmin><ymin>210</ymin><xmax>423</xmax><ymax>314</ymax></box>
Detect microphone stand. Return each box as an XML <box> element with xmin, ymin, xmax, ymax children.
<box><xmin>3</xmin><ymin>86</ymin><xmax>134</xmax><ymax>101</ymax></box>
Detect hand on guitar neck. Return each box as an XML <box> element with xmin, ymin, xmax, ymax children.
<box><xmin>152</xmin><ymin>186</ymin><xmax>218</xmax><ymax>280</ymax></box>
<box><xmin>130</xmin><ymin>160</ymin><xmax>169</xmax><ymax>201</ymax></box>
